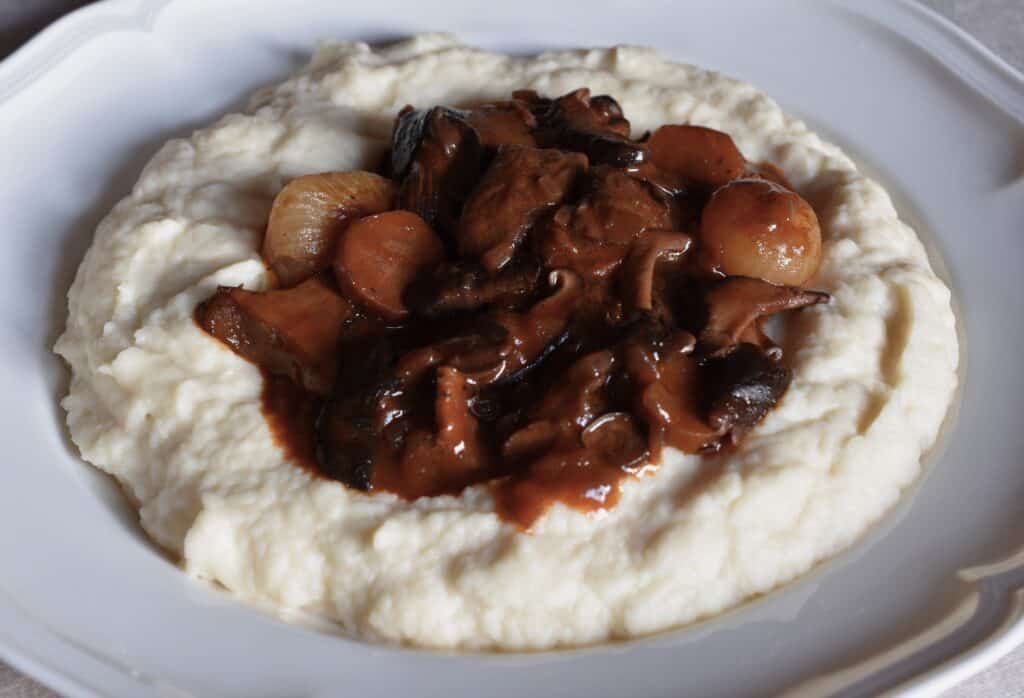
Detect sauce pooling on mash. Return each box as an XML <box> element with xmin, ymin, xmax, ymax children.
<box><xmin>196</xmin><ymin>88</ymin><xmax>828</xmax><ymax>529</ymax></box>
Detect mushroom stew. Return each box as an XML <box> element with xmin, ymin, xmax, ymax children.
<box><xmin>195</xmin><ymin>88</ymin><xmax>830</xmax><ymax>529</ymax></box>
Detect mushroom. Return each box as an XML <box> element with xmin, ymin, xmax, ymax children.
<box><xmin>465</xmin><ymin>100</ymin><xmax>537</xmax><ymax>148</ymax></box>
<box><xmin>502</xmin><ymin>420</ymin><xmax>560</xmax><ymax>463</ymax></box>
<box><xmin>390</xmin><ymin>366</ymin><xmax>489</xmax><ymax>497</ymax></box>
<box><xmin>620</xmin><ymin>232</ymin><xmax>693</xmax><ymax>312</ymax></box>
<box><xmin>580</xmin><ymin>412</ymin><xmax>648</xmax><ymax>469</ymax></box>
<box><xmin>333</xmin><ymin>210</ymin><xmax>445</xmax><ymax>321</ymax></box>
<box><xmin>532</xmin><ymin>88</ymin><xmax>646</xmax><ymax>168</ymax></box>
<box><xmin>699</xmin><ymin>178</ymin><xmax>822</xmax><ymax>287</ymax></box>
<box><xmin>261</xmin><ymin>171</ymin><xmax>395</xmax><ymax>288</ymax></box>
<box><xmin>646</xmin><ymin>124</ymin><xmax>747</xmax><ymax>190</ymax></box>
<box><xmin>702</xmin><ymin>343</ymin><xmax>792</xmax><ymax>437</ymax></box>
<box><xmin>393</xmin><ymin>320</ymin><xmax>511</xmax><ymax>385</ymax></box>
<box><xmin>536</xmin><ymin>206</ymin><xmax>633</xmax><ymax>281</ymax></box>
<box><xmin>393</xmin><ymin>106</ymin><xmax>482</xmax><ymax>235</ymax></box>
<box><xmin>465</xmin><ymin>270</ymin><xmax>584</xmax><ymax>385</ymax></box>
<box><xmin>196</xmin><ymin>276</ymin><xmax>354</xmax><ymax>395</ymax></box>
<box><xmin>623</xmin><ymin>329</ymin><xmax>718</xmax><ymax>454</ymax></box>
<box><xmin>403</xmin><ymin>259</ymin><xmax>543</xmax><ymax>317</ymax></box>
<box><xmin>502</xmin><ymin>349</ymin><xmax>616</xmax><ymax>461</ymax></box>
<box><xmin>529</xmin><ymin>350</ymin><xmax>615</xmax><ymax>427</ymax></box>
<box><xmin>569</xmin><ymin>167</ymin><xmax>677</xmax><ymax>245</ymax></box>
<box><xmin>316</xmin><ymin>335</ymin><xmax>400</xmax><ymax>490</ymax></box>
<box><xmin>700</xmin><ymin>276</ymin><xmax>829</xmax><ymax>352</ymax></box>
<box><xmin>458</xmin><ymin>145</ymin><xmax>587</xmax><ymax>271</ymax></box>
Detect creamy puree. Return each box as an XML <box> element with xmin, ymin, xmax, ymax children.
<box><xmin>55</xmin><ymin>34</ymin><xmax>959</xmax><ymax>650</ymax></box>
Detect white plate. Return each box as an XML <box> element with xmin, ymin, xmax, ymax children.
<box><xmin>1</xmin><ymin>1</ymin><xmax>1022</xmax><ymax>696</ymax></box>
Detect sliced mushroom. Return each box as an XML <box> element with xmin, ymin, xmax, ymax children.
<box><xmin>465</xmin><ymin>270</ymin><xmax>584</xmax><ymax>385</ymax></box>
<box><xmin>465</xmin><ymin>100</ymin><xmax>537</xmax><ymax>148</ymax></box>
<box><xmin>390</xmin><ymin>106</ymin><xmax>432</xmax><ymax>179</ymax></box>
<box><xmin>533</xmin><ymin>88</ymin><xmax>645</xmax><ymax>168</ymax></box>
<box><xmin>536</xmin><ymin>206</ymin><xmax>631</xmax><ymax>281</ymax></box>
<box><xmin>647</xmin><ymin>124</ymin><xmax>747</xmax><ymax>190</ymax></box>
<box><xmin>529</xmin><ymin>350</ymin><xmax>615</xmax><ymax>426</ymax></box>
<box><xmin>393</xmin><ymin>320</ymin><xmax>511</xmax><ymax>385</ymax></box>
<box><xmin>701</xmin><ymin>276</ymin><xmax>829</xmax><ymax>351</ymax></box>
<box><xmin>394</xmin><ymin>106</ymin><xmax>482</xmax><ymax>234</ymax></box>
<box><xmin>458</xmin><ymin>145</ymin><xmax>587</xmax><ymax>270</ymax></box>
<box><xmin>580</xmin><ymin>412</ymin><xmax>648</xmax><ymax>470</ymax></box>
<box><xmin>502</xmin><ymin>420</ymin><xmax>560</xmax><ymax>463</ymax></box>
<box><xmin>316</xmin><ymin>335</ymin><xmax>400</xmax><ymax>490</ymax></box>
<box><xmin>624</xmin><ymin>330</ymin><xmax>718</xmax><ymax>454</ymax></box>
<box><xmin>620</xmin><ymin>232</ymin><xmax>693</xmax><ymax>312</ymax></box>
<box><xmin>262</xmin><ymin>171</ymin><xmax>395</xmax><ymax>288</ymax></box>
<box><xmin>569</xmin><ymin>166</ymin><xmax>677</xmax><ymax>245</ymax></box>
<box><xmin>404</xmin><ymin>259</ymin><xmax>543</xmax><ymax>317</ymax></box>
<box><xmin>699</xmin><ymin>178</ymin><xmax>822</xmax><ymax>287</ymax></box>
<box><xmin>383</xmin><ymin>366</ymin><xmax>489</xmax><ymax>498</ymax></box>
<box><xmin>703</xmin><ymin>343</ymin><xmax>792</xmax><ymax>436</ymax></box>
<box><xmin>502</xmin><ymin>349</ymin><xmax>616</xmax><ymax>462</ymax></box>
<box><xmin>333</xmin><ymin>210</ymin><xmax>445</xmax><ymax>321</ymax></box>
<box><xmin>196</xmin><ymin>276</ymin><xmax>354</xmax><ymax>395</ymax></box>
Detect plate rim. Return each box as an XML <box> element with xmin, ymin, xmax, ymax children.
<box><xmin>1</xmin><ymin>1</ymin><xmax>1022</xmax><ymax>696</ymax></box>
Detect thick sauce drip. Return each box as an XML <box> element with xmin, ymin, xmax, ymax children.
<box><xmin>200</xmin><ymin>88</ymin><xmax>829</xmax><ymax>530</ymax></box>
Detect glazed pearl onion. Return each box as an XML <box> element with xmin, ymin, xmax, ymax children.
<box><xmin>698</xmin><ymin>178</ymin><xmax>822</xmax><ymax>287</ymax></box>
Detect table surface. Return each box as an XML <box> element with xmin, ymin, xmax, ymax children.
<box><xmin>2</xmin><ymin>1</ymin><xmax>1022</xmax><ymax>696</ymax></box>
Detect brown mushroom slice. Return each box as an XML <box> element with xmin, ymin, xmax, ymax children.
<box><xmin>316</xmin><ymin>336</ymin><xmax>399</xmax><ymax>490</ymax></box>
<box><xmin>502</xmin><ymin>420</ymin><xmax>560</xmax><ymax>463</ymax></box>
<box><xmin>570</xmin><ymin>167</ymin><xmax>677</xmax><ymax>245</ymax></box>
<box><xmin>395</xmin><ymin>106</ymin><xmax>482</xmax><ymax>234</ymax></box>
<box><xmin>196</xmin><ymin>276</ymin><xmax>354</xmax><ymax>395</ymax></box>
<box><xmin>622</xmin><ymin>330</ymin><xmax>717</xmax><ymax>454</ymax></box>
<box><xmin>502</xmin><ymin>350</ymin><xmax>616</xmax><ymax>462</ymax></box>
<box><xmin>639</xmin><ymin>350</ymin><xmax>720</xmax><ymax>454</ymax></box>
<box><xmin>533</xmin><ymin>88</ymin><xmax>645</xmax><ymax>168</ymax></box>
<box><xmin>580</xmin><ymin>412</ymin><xmax>649</xmax><ymax>471</ymax></box>
<box><xmin>334</xmin><ymin>210</ymin><xmax>446</xmax><ymax>321</ymax></box>
<box><xmin>703</xmin><ymin>343</ymin><xmax>792</xmax><ymax>437</ymax></box>
<box><xmin>529</xmin><ymin>350</ymin><xmax>615</xmax><ymax>426</ymax></box>
<box><xmin>262</xmin><ymin>171</ymin><xmax>396</xmax><ymax>288</ymax></box>
<box><xmin>647</xmin><ymin>124</ymin><xmax>747</xmax><ymax>189</ymax></box>
<box><xmin>404</xmin><ymin>259</ymin><xmax>543</xmax><ymax>317</ymax></box>
<box><xmin>466</xmin><ymin>270</ymin><xmax>584</xmax><ymax>385</ymax></box>
<box><xmin>699</xmin><ymin>178</ymin><xmax>823</xmax><ymax>287</ymax></box>
<box><xmin>465</xmin><ymin>101</ymin><xmax>537</xmax><ymax>148</ymax></box>
<box><xmin>536</xmin><ymin>207</ymin><xmax>630</xmax><ymax>282</ymax></box>
<box><xmin>393</xmin><ymin>320</ymin><xmax>511</xmax><ymax>384</ymax></box>
<box><xmin>458</xmin><ymin>145</ymin><xmax>588</xmax><ymax>271</ymax></box>
<box><xmin>373</xmin><ymin>366</ymin><xmax>489</xmax><ymax>498</ymax></box>
<box><xmin>620</xmin><ymin>232</ymin><xmax>693</xmax><ymax>312</ymax></box>
<box><xmin>701</xmin><ymin>276</ymin><xmax>829</xmax><ymax>351</ymax></box>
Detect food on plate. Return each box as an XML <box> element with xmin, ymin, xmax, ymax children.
<box><xmin>55</xmin><ymin>35</ymin><xmax>958</xmax><ymax>650</ymax></box>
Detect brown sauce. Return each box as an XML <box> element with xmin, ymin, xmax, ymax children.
<box><xmin>260</xmin><ymin>371</ymin><xmax>321</xmax><ymax>472</ymax></box>
<box><xmin>197</xmin><ymin>87</ymin><xmax>829</xmax><ymax>531</ymax></box>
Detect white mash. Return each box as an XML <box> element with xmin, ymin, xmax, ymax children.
<box><xmin>55</xmin><ymin>34</ymin><xmax>959</xmax><ymax>650</ymax></box>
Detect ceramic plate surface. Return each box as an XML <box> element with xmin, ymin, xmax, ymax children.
<box><xmin>0</xmin><ymin>1</ymin><xmax>1022</xmax><ymax>696</ymax></box>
